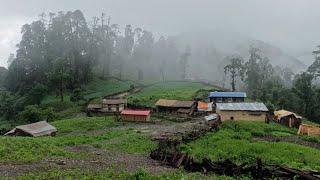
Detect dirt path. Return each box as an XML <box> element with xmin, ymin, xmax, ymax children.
<box><xmin>0</xmin><ymin>144</ymin><xmax>175</xmax><ymax>178</ymax></box>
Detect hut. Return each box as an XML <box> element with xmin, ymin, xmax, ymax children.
<box><xmin>5</xmin><ymin>121</ymin><xmax>57</xmax><ymax>137</ymax></box>
<box><xmin>204</xmin><ymin>114</ymin><xmax>221</xmax><ymax>127</ymax></box>
<box><xmin>155</xmin><ymin>99</ymin><xmax>195</xmax><ymax>116</ymax></box>
<box><xmin>87</xmin><ymin>104</ymin><xmax>103</xmax><ymax>113</ymax></box>
<box><xmin>87</xmin><ymin>99</ymin><xmax>127</xmax><ymax>114</ymax></box>
<box><xmin>209</xmin><ymin>91</ymin><xmax>246</xmax><ymax>103</ymax></box>
<box><xmin>274</xmin><ymin>110</ymin><xmax>302</xmax><ymax>128</ymax></box>
<box><xmin>101</xmin><ymin>99</ymin><xmax>127</xmax><ymax>113</ymax></box>
<box><xmin>216</xmin><ymin>102</ymin><xmax>268</xmax><ymax>121</ymax></box>
<box><xmin>298</xmin><ymin>124</ymin><xmax>320</xmax><ymax>136</ymax></box>
<box><xmin>121</xmin><ymin>109</ymin><xmax>151</xmax><ymax>122</ymax></box>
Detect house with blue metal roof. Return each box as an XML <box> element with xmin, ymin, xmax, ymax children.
<box><xmin>208</xmin><ymin>91</ymin><xmax>247</xmax><ymax>103</ymax></box>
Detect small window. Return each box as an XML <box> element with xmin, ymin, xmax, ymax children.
<box><xmin>227</xmin><ymin>97</ymin><xmax>232</xmax><ymax>102</ymax></box>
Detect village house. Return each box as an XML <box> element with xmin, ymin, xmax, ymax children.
<box><xmin>87</xmin><ymin>104</ymin><xmax>103</xmax><ymax>113</ymax></box>
<box><xmin>155</xmin><ymin>99</ymin><xmax>196</xmax><ymax>117</ymax></box>
<box><xmin>5</xmin><ymin>121</ymin><xmax>57</xmax><ymax>137</ymax></box>
<box><xmin>216</xmin><ymin>102</ymin><xmax>268</xmax><ymax>121</ymax></box>
<box><xmin>87</xmin><ymin>98</ymin><xmax>127</xmax><ymax>114</ymax></box>
<box><xmin>101</xmin><ymin>98</ymin><xmax>127</xmax><ymax>113</ymax></box>
<box><xmin>274</xmin><ymin>110</ymin><xmax>302</xmax><ymax>128</ymax></box>
<box><xmin>209</xmin><ymin>91</ymin><xmax>246</xmax><ymax>103</ymax></box>
<box><xmin>120</xmin><ymin>109</ymin><xmax>151</xmax><ymax>122</ymax></box>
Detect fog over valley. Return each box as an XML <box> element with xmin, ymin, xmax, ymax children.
<box><xmin>1</xmin><ymin>0</ymin><xmax>320</xmax><ymax>68</ymax></box>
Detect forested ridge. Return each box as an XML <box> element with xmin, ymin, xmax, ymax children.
<box><xmin>1</xmin><ymin>10</ymin><xmax>320</xmax><ymax>124</ymax></box>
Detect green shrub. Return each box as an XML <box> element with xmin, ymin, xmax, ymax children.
<box><xmin>18</xmin><ymin>105</ymin><xmax>56</xmax><ymax>123</ymax></box>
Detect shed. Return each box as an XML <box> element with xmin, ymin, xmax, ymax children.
<box><xmin>87</xmin><ymin>104</ymin><xmax>102</xmax><ymax>112</ymax></box>
<box><xmin>5</xmin><ymin>121</ymin><xmax>57</xmax><ymax>137</ymax></box>
<box><xmin>209</xmin><ymin>91</ymin><xmax>246</xmax><ymax>103</ymax></box>
<box><xmin>204</xmin><ymin>114</ymin><xmax>221</xmax><ymax>127</ymax></box>
<box><xmin>216</xmin><ymin>102</ymin><xmax>268</xmax><ymax>121</ymax></box>
<box><xmin>155</xmin><ymin>99</ymin><xmax>195</xmax><ymax>115</ymax></box>
<box><xmin>298</xmin><ymin>124</ymin><xmax>320</xmax><ymax>136</ymax></box>
<box><xmin>102</xmin><ymin>98</ymin><xmax>127</xmax><ymax>112</ymax></box>
<box><xmin>274</xmin><ymin>110</ymin><xmax>302</xmax><ymax>128</ymax></box>
<box><xmin>121</xmin><ymin>109</ymin><xmax>151</xmax><ymax>122</ymax></box>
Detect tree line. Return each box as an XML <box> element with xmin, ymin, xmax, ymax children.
<box><xmin>0</xmin><ymin>10</ymin><xmax>191</xmax><ymax>121</ymax></box>
<box><xmin>224</xmin><ymin>47</ymin><xmax>320</xmax><ymax>123</ymax></box>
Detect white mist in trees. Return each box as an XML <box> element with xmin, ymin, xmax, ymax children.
<box><xmin>132</xmin><ymin>29</ymin><xmax>154</xmax><ymax>81</ymax></box>
<box><xmin>93</xmin><ymin>13</ymin><xmax>119</xmax><ymax>78</ymax></box>
<box><xmin>245</xmin><ymin>47</ymin><xmax>263</xmax><ymax>100</ymax></box>
<box><xmin>224</xmin><ymin>55</ymin><xmax>244</xmax><ymax>91</ymax></box>
<box><xmin>179</xmin><ymin>46</ymin><xmax>191</xmax><ymax>80</ymax></box>
<box><xmin>308</xmin><ymin>45</ymin><xmax>320</xmax><ymax>77</ymax></box>
<box><xmin>153</xmin><ymin>36</ymin><xmax>167</xmax><ymax>81</ymax></box>
<box><xmin>113</xmin><ymin>25</ymin><xmax>135</xmax><ymax>79</ymax></box>
<box><xmin>292</xmin><ymin>72</ymin><xmax>315</xmax><ymax>118</ymax></box>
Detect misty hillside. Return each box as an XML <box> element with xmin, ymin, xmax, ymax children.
<box><xmin>175</xmin><ymin>30</ymin><xmax>306</xmax><ymax>82</ymax></box>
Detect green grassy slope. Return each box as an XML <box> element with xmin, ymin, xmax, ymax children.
<box><xmin>127</xmin><ymin>81</ymin><xmax>215</xmax><ymax>107</ymax></box>
<box><xmin>40</xmin><ymin>78</ymin><xmax>136</xmax><ymax>119</ymax></box>
<box><xmin>0</xmin><ymin>117</ymin><xmax>155</xmax><ymax>163</ymax></box>
<box><xmin>181</xmin><ymin>121</ymin><xmax>320</xmax><ymax>171</ymax></box>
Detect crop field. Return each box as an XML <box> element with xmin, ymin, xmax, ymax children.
<box><xmin>181</xmin><ymin>121</ymin><xmax>320</xmax><ymax>171</ymax></box>
<box><xmin>127</xmin><ymin>81</ymin><xmax>215</xmax><ymax>107</ymax></box>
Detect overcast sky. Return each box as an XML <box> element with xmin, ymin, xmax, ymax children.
<box><xmin>0</xmin><ymin>0</ymin><xmax>320</xmax><ymax>67</ymax></box>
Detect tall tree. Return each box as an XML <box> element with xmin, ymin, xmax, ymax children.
<box><xmin>224</xmin><ymin>55</ymin><xmax>244</xmax><ymax>91</ymax></box>
<box><xmin>179</xmin><ymin>46</ymin><xmax>191</xmax><ymax>80</ymax></box>
<box><xmin>292</xmin><ymin>72</ymin><xmax>315</xmax><ymax>117</ymax></box>
<box><xmin>132</xmin><ymin>29</ymin><xmax>154</xmax><ymax>80</ymax></box>
<box><xmin>48</xmin><ymin>58</ymin><xmax>71</xmax><ymax>102</ymax></box>
<box><xmin>245</xmin><ymin>47</ymin><xmax>262</xmax><ymax>100</ymax></box>
<box><xmin>308</xmin><ymin>45</ymin><xmax>320</xmax><ymax>79</ymax></box>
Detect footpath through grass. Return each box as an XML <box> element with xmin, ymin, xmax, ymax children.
<box><xmin>181</xmin><ymin>121</ymin><xmax>320</xmax><ymax>171</ymax></box>
<box><xmin>127</xmin><ymin>81</ymin><xmax>214</xmax><ymax>107</ymax></box>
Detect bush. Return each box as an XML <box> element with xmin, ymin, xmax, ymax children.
<box><xmin>18</xmin><ymin>105</ymin><xmax>56</xmax><ymax>123</ymax></box>
<box><xmin>70</xmin><ymin>88</ymin><xmax>84</xmax><ymax>105</ymax></box>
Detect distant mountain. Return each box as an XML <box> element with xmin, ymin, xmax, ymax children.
<box><xmin>173</xmin><ymin>30</ymin><xmax>306</xmax><ymax>82</ymax></box>
<box><xmin>245</xmin><ymin>39</ymin><xmax>307</xmax><ymax>70</ymax></box>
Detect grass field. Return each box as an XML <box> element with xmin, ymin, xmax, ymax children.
<box><xmin>1</xmin><ymin>79</ymin><xmax>320</xmax><ymax>178</ymax></box>
<box><xmin>40</xmin><ymin>78</ymin><xmax>136</xmax><ymax>119</ymax></box>
<box><xmin>17</xmin><ymin>168</ymin><xmax>230</xmax><ymax>180</ymax></box>
<box><xmin>127</xmin><ymin>81</ymin><xmax>215</xmax><ymax>107</ymax></box>
<box><xmin>181</xmin><ymin>121</ymin><xmax>320</xmax><ymax>171</ymax></box>
<box><xmin>0</xmin><ymin>117</ymin><xmax>155</xmax><ymax>164</ymax></box>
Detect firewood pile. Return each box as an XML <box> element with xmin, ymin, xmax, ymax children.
<box><xmin>150</xmin><ymin>122</ymin><xmax>320</xmax><ymax>179</ymax></box>
<box><xmin>151</xmin><ymin>147</ymin><xmax>320</xmax><ymax>179</ymax></box>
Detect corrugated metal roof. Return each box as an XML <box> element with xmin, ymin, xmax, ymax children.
<box><xmin>204</xmin><ymin>114</ymin><xmax>218</xmax><ymax>121</ymax></box>
<box><xmin>209</xmin><ymin>91</ymin><xmax>247</xmax><ymax>98</ymax></box>
<box><xmin>5</xmin><ymin>121</ymin><xmax>57</xmax><ymax>137</ymax></box>
<box><xmin>102</xmin><ymin>99</ymin><xmax>127</xmax><ymax>105</ymax></box>
<box><xmin>216</xmin><ymin>102</ymin><xmax>268</xmax><ymax>112</ymax></box>
<box><xmin>121</xmin><ymin>109</ymin><xmax>151</xmax><ymax>116</ymax></box>
<box><xmin>87</xmin><ymin>104</ymin><xmax>102</xmax><ymax>109</ymax></box>
<box><xmin>155</xmin><ymin>99</ymin><xmax>194</xmax><ymax>108</ymax></box>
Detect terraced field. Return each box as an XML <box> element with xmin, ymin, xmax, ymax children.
<box><xmin>127</xmin><ymin>81</ymin><xmax>215</xmax><ymax>107</ymax></box>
